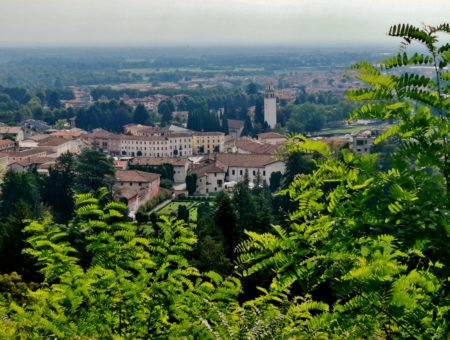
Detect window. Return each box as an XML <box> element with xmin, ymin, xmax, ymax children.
<box><xmin>263</xmin><ymin>170</ymin><xmax>266</xmax><ymax>176</ymax></box>
<box><xmin>240</xmin><ymin>170</ymin><xmax>243</xmax><ymax>175</ymax></box>
<box><xmin>253</xmin><ymin>170</ymin><xmax>256</xmax><ymax>176</ymax></box>
<box><xmin>232</xmin><ymin>169</ymin><xmax>235</xmax><ymax>175</ymax></box>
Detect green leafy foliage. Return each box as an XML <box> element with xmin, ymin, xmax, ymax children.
<box><xmin>347</xmin><ymin>22</ymin><xmax>450</xmax><ymax>199</ymax></box>
<box><xmin>1</xmin><ymin>192</ymin><xmax>243</xmax><ymax>338</ymax></box>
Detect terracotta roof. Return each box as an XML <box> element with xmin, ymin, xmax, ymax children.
<box><xmin>116</xmin><ymin>170</ymin><xmax>160</xmax><ymax>183</ymax></box>
<box><xmin>191</xmin><ymin>162</ymin><xmax>227</xmax><ymax>176</ymax></box>
<box><xmin>8</xmin><ymin>160</ymin><xmax>31</xmax><ymax>167</ymax></box>
<box><xmin>37</xmin><ymin>161</ymin><xmax>56</xmax><ymax>170</ymax></box>
<box><xmin>50</xmin><ymin>129</ymin><xmax>86</xmax><ymax>138</ymax></box>
<box><xmin>29</xmin><ymin>156</ymin><xmax>55</xmax><ymax>165</ymax></box>
<box><xmin>120</xmin><ymin>134</ymin><xmax>168</xmax><ymax>141</ymax></box>
<box><xmin>227</xmin><ymin>119</ymin><xmax>244</xmax><ymax>130</ymax></box>
<box><xmin>0</xmin><ymin>126</ymin><xmax>22</xmax><ymax>134</ymax></box>
<box><xmin>215</xmin><ymin>153</ymin><xmax>280</xmax><ymax>168</ymax></box>
<box><xmin>27</xmin><ymin>134</ymin><xmax>50</xmax><ymax>141</ymax></box>
<box><xmin>0</xmin><ymin>139</ymin><xmax>15</xmax><ymax>147</ymax></box>
<box><xmin>235</xmin><ymin>138</ymin><xmax>280</xmax><ymax>155</ymax></box>
<box><xmin>130</xmin><ymin>157</ymin><xmax>189</xmax><ymax>167</ymax></box>
<box><xmin>7</xmin><ymin>148</ymin><xmax>48</xmax><ymax>157</ymax></box>
<box><xmin>38</xmin><ymin>137</ymin><xmax>72</xmax><ymax>147</ymax></box>
<box><xmin>83</xmin><ymin>129</ymin><xmax>121</xmax><ymax>139</ymax></box>
<box><xmin>257</xmin><ymin>132</ymin><xmax>287</xmax><ymax>140</ymax></box>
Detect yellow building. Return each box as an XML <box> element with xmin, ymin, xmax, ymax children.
<box><xmin>192</xmin><ymin>131</ymin><xmax>225</xmax><ymax>154</ymax></box>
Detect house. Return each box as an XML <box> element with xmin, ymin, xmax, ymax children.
<box><xmin>30</xmin><ymin>157</ymin><xmax>56</xmax><ymax>174</ymax></box>
<box><xmin>227</xmin><ymin>119</ymin><xmax>244</xmax><ymax>138</ymax></box>
<box><xmin>224</xmin><ymin>135</ymin><xmax>237</xmax><ymax>153</ymax></box>
<box><xmin>351</xmin><ymin>129</ymin><xmax>379</xmax><ymax>154</ymax></box>
<box><xmin>130</xmin><ymin>157</ymin><xmax>189</xmax><ymax>183</ymax></box>
<box><xmin>8</xmin><ymin>160</ymin><xmax>32</xmax><ymax>173</ymax></box>
<box><xmin>191</xmin><ymin>161</ymin><xmax>227</xmax><ymax>195</ymax></box>
<box><xmin>215</xmin><ymin>153</ymin><xmax>285</xmax><ymax>185</ymax></box>
<box><xmin>234</xmin><ymin>138</ymin><xmax>280</xmax><ymax>155</ymax></box>
<box><xmin>257</xmin><ymin>132</ymin><xmax>287</xmax><ymax>145</ymax></box>
<box><xmin>82</xmin><ymin>129</ymin><xmax>121</xmax><ymax>155</ymax></box>
<box><xmin>189</xmin><ymin>153</ymin><xmax>286</xmax><ymax>195</ymax></box>
<box><xmin>7</xmin><ymin>148</ymin><xmax>48</xmax><ymax>164</ymax></box>
<box><xmin>0</xmin><ymin>139</ymin><xmax>16</xmax><ymax>151</ymax></box>
<box><xmin>0</xmin><ymin>126</ymin><xmax>24</xmax><ymax>141</ymax></box>
<box><xmin>192</xmin><ymin>131</ymin><xmax>225</xmax><ymax>154</ymax></box>
<box><xmin>37</xmin><ymin>137</ymin><xmax>81</xmax><ymax>157</ymax></box>
<box><xmin>114</xmin><ymin>170</ymin><xmax>161</xmax><ymax>218</ymax></box>
<box><xmin>49</xmin><ymin>128</ymin><xmax>86</xmax><ymax>139</ymax></box>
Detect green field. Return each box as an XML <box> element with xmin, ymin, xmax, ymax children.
<box><xmin>156</xmin><ymin>201</ymin><xmax>199</xmax><ymax>223</ymax></box>
<box><xmin>318</xmin><ymin>124</ymin><xmax>388</xmax><ymax>136</ymax></box>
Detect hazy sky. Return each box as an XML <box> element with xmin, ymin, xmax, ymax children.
<box><xmin>0</xmin><ymin>0</ymin><xmax>448</xmax><ymax>47</ymax></box>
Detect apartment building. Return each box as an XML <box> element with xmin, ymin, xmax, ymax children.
<box><xmin>120</xmin><ymin>133</ymin><xmax>192</xmax><ymax>157</ymax></box>
<box><xmin>192</xmin><ymin>131</ymin><xmax>225</xmax><ymax>154</ymax></box>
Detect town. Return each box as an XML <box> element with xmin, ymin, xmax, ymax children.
<box><xmin>0</xmin><ymin>0</ymin><xmax>448</xmax><ymax>336</ymax></box>
<box><xmin>0</xmin><ymin>82</ymin><xmax>380</xmax><ymax>219</ymax></box>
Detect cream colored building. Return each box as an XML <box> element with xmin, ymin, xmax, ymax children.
<box><xmin>130</xmin><ymin>157</ymin><xmax>190</xmax><ymax>183</ymax></box>
<box><xmin>192</xmin><ymin>131</ymin><xmax>225</xmax><ymax>155</ymax></box>
<box><xmin>37</xmin><ymin>137</ymin><xmax>82</xmax><ymax>157</ymax></box>
<box><xmin>120</xmin><ymin>133</ymin><xmax>192</xmax><ymax>158</ymax></box>
<box><xmin>352</xmin><ymin>129</ymin><xmax>378</xmax><ymax>154</ymax></box>
<box><xmin>215</xmin><ymin>153</ymin><xmax>285</xmax><ymax>185</ymax></box>
<box><xmin>191</xmin><ymin>162</ymin><xmax>227</xmax><ymax>195</ymax></box>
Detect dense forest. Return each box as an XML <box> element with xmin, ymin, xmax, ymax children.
<box><xmin>0</xmin><ymin>23</ymin><xmax>449</xmax><ymax>338</ymax></box>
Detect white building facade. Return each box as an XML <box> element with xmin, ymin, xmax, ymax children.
<box><xmin>120</xmin><ymin>133</ymin><xmax>192</xmax><ymax>157</ymax></box>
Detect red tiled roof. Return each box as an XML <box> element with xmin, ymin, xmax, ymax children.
<box><xmin>235</xmin><ymin>138</ymin><xmax>280</xmax><ymax>155</ymax></box>
<box><xmin>215</xmin><ymin>153</ymin><xmax>280</xmax><ymax>167</ymax></box>
<box><xmin>257</xmin><ymin>132</ymin><xmax>287</xmax><ymax>140</ymax></box>
<box><xmin>191</xmin><ymin>162</ymin><xmax>227</xmax><ymax>176</ymax></box>
<box><xmin>38</xmin><ymin>137</ymin><xmax>72</xmax><ymax>147</ymax></box>
<box><xmin>0</xmin><ymin>139</ymin><xmax>15</xmax><ymax>146</ymax></box>
<box><xmin>130</xmin><ymin>157</ymin><xmax>188</xmax><ymax>167</ymax></box>
<box><xmin>116</xmin><ymin>170</ymin><xmax>160</xmax><ymax>183</ymax></box>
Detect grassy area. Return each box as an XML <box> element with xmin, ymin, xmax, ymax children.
<box><xmin>156</xmin><ymin>201</ymin><xmax>199</xmax><ymax>223</ymax></box>
<box><xmin>318</xmin><ymin>124</ymin><xmax>388</xmax><ymax>136</ymax></box>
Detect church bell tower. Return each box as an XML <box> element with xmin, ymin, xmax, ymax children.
<box><xmin>264</xmin><ymin>84</ymin><xmax>277</xmax><ymax>128</ymax></box>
